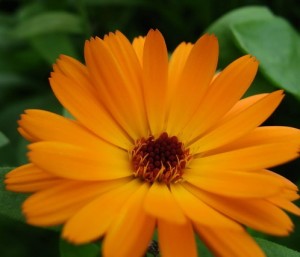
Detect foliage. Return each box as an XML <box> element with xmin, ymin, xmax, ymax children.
<box><xmin>0</xmin><ymin>0</ymin><xmax>299</xmax><ymax>256</ymax></box>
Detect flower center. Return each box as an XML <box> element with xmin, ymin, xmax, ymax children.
<box><xmin>131</xmin><ymin>132</ymin><xmax>191</xmax><ymax>184</ymax></box>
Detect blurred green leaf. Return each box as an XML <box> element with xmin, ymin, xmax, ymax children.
<box><xmin>84</xmin><ymin>0</ymin><xmax>150</xmax><ymax>6</ymax></box>
<box><xmin>13</xmin><ymin>12</ymin><xmax>83</xmax><ymax>39</ymax></box>
<box><xmin>232</xmin><ymin>17</ymin><xmax>300</xmax><ymax>99</ymax></box>
<box><xmin>0</xmin><ymin>167</ymin><xmax>26</xmax><ymax>222</ymax></box>
<box><xmin>0</xmin><ymin>131</ymin><xmax>9</xmax><ymax>147</ymax></box>
<box><xmin>29</xmin><ymin>33</ymin><xmax>79</xmax><ymax>65</ymax></box>
<box><xmin>0</xmin><ymin>73</ymin><xmax>29</xmax><ymax>89</ymax></box>
<box><xmin>60</xmin><ymin>239</ymin><xmax>100</xmax><ymax>257</ymax></box>
<box><xmin>206</xmin><ymin>6</ymin><xmax>274</xmax><ymax>67</ymax></box>
<box><xmin>256</xmin><ymin>238</ymin><xmax>300</xmax><ymax>257</ymax></box>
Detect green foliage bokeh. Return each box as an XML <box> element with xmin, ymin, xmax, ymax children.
<box><xmin>0</xmin><ymin>0</ymin><xmax>299</xmax><ymax>256</ymax></box>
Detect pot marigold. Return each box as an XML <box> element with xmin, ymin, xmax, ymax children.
<box><xmin>5</xmin><ymin>29</ymin><xmax>300</xmax><ymax>257</ymax></box>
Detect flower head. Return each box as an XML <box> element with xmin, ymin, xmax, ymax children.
<box><xmin>5</xmin><ymin>29</ymin><xmax>300</xmax><ymax>257</ymax></box>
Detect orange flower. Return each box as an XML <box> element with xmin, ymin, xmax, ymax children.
<box><xmin>5</xmin><ymin>29</ymin><xmax>300</xmax><ymax>257</ymax></box>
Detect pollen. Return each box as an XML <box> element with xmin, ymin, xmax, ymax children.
<box><xmin>131</xmin><ymin>132</ymin><xmax>192</xmax><ymax>184</ymax></box>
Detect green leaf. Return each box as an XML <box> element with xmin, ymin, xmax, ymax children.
<box><xmin>255</xmin><ymin>238</ymin><xmax>300</xmax><ymax>257</ymax></box>
<box><xmin>13</xmin><ymin>12</ymin><xmax>83</xmax><ymax>39</ymax></box>
<box><xmin>85</xmin><ymin>0</ymin><xmax>150</xmax><ymax>6</ymax></box>
<box><xmin>206</xmin><ymin>6</ymin><xmax>274</xmax><ymax>67</ymax></box>
<box><xmin>0</xmin><ymin>167</ymin><xmax>27</xmax><ymax>222</ymax></box>
<box><xmin>29</xmin><ymin>33</ymin><xmax>79</xmax><ymax>65</ymax></box>
<box><xmin>0</xmin><ymin>131</ymin><xmax>9</xmax><ymax>147</ymax></box>
<box><xmin>60</xmin><ymin>239</ymin><xmax>100</xmax><ymax>257</ymax></box>
<box><xmin>232</xmin><ymin>17</ymin><xmax>300</xmax><ymax>99</ymax></box>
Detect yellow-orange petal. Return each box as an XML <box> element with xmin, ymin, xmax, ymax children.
<box><xmin>5</xmin><ymin>164</ymin><xmax>62</xmax><ymax>192</ymax></box>
<box><xmin>268</xmin><ymin>195</ymin><xmax>300</xmax><ymax>216</ymax></box>
<box><xmin>50</xmin><ymin>71</ymin><xmax>131</xmax><ymax>149</ymax></box>
<box><xmin>183</xmin><ymin>55</ymin><xmax>259</xmax><ymax>141</ymax></box>
<box><xmin>196</xmin><ymin>226</ymin><xmax>266</xmax><ymax>257</ymax></box>
<box><xmin>132</xmin><ymin>36</ymin><xmax>145</xmax><ymax>65</ymax></box>
<box><xmin>184</xmin><ymin>170</ymin><xmax>282</xmax><ymax>198</ymax></box>
<box><xmin>103</xmin><ymin>183</ymin><xmax>155</xmax><ymax>257</ymax></box>
<box><xmin>189</xmin><ymin>90</ymin><xmax>284</xmax><ymax>152</ymax></box>
<box><xmin>158</xmin><ymin>219</ymin><xmax>197</xmax><ymax>257</ymax></box>
<box><xmin>142</xmin><ymin>29</ymin><xmax>168</xmax><ymax>135</ymax></box>
<box><xmin>167</xmin><ymin>34</ymin><xmax>218</xmax><ymax>135</ymax></box>
<box><xmin>18</xmin><ymin>110</ymin><xmax>107</xmax><ymax>148</ymax></box>
<box><xmin>190</xmin><ymin>142</ymin><xmax>299</xmax><ymax>172</ymax></box>
<box><xmin>85</xmin><ymin>34</ymin><xmax>147</xmax><ymax>139</ymax></box>
<box><xmin>28</xmin><ymin>142</ymin><xmax>131</xmax><ymax>181</ymax></box>
<box><xmin>63</xmin><ymin>179</ymin><xmax>140</xmax><ymax>243</ymax></box>
<box><xmin>168</xmin><ymin>42</ymin><xmax>193</xmax><ymax>98</ymax></box>
<box><xmin>185</xmin><ymin>184</ymin><xmax>293</xmax><ymax>236</ymax></box>
<box><xmin>144</xmin><ymin>182</ymin><xmax>186</xmax><ymax>224</ymax></box>
<box><xmin>55</xmin><ymin>55</ymin><xmax>95</xmax><ymax>93</ymax></box>
<box><xmin>171</xmin><ymin>183</ymin><xmax>242</xmax><ymax>229</ymax></box>
<box><xmin>204</xmin><ymin>126</ymin><xmax>300</xmax><ymax>156</ymax></box>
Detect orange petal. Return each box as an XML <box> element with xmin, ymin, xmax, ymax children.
<box><xmin>5</xmin><ymin>164</ymin><xmax>62</xmax><ymax>192</ymax></box>
<box><xmin>166</xmin><ymin>42</ymin><xmax>193</xmax><ymax>115</ymax></box>
<box><xmin>167</xmin><ymin>34</ymin><xmax>218</xmax><ymax>135</ymax></box>
<box><xmin>23</xmin><ymin>178</ymin><xmax>127</xmax><ymax>226</ymax></box>
<box><xmin>158</xmin><ymin>219</ymin><xmax>197</xmax><ymax>257</ymax></box>
<box><xmin>63</xmin><ymin>179</ymin><xmax>140</xmax><ymax>243</ymax></box>
<box><xmin>185</xmin><ymin>184</ymin><xmax>293</xmax><ymax>236</ymax></box>
<box><xmin>55</xmin><ymin>55</ymin><xmax>94</xmax><ymax>93</ymax></box>
<box><xmin>190</xmin><ymin>142</ymin><xmax>299</xmax><ymax>171</ymax></box>
<box><xmin>132</xmin><ymin>36</ymin><xmax>145</xmax><ymax>65</ymax></box>
<box><xmin>268</xmin><ymin>195</ymin><xmax>300</xmax><ymax>216</ymax></box>
<box><xmin>49</xmin><ymin>71</ymin><xmax>131</xmax><ymax>149</ymax></box>
<box><xmin>171</xmin><ymin>183</ymin><xmax>242</xmax><ymax>229</ymax></box>
<box><xmin>184</xmin><ymin>170</ymin><xmax>282</xmax><ymax>198</ymax></box>
<box><xmin>204</xmin><ymin>126</ymin><xmax>300</xmax><ymax>156</ymax></box>
<box><xmin>85</xmin><ymin>34</ymin><xmax>147</xmax><ymax>139</ymax></box>
<box><xmin>18</xmin><ymin>110</ymin><xmax>108</xmax><ymax>149</ymax></box>
<box><xmin>103</xmin><ymin>183</ymin><xmax>155</xmax><ymax>257</ymax></box>
<box><xmin>196</xmin><ymin>225</ymin><xmax>266</xmax><ymax>257</ymax></box>
<box><xmin>183</xmin><ymin>55</ymin><xmax>259</xmax><ymax>142</ymax></box>
<box><xmin>144</xmin><ymin>182</ymin><xmax>186</xmax><ymax>224</ymax></box>
<box><xmin>189</xmin><ymin>90</ymin><xmax>284</xmax><ymax>152</ymax></box>
<box><xmin>28</xmin><ymin>142</ymin><xmax>131</xmax><ymax>181</ymax></box>
<box><xmin>142</xmin><ymin>29</ymin><xmax>168</xmax><ymax>135</ymax></box>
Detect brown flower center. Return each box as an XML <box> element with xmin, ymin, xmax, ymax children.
<box><xmin>131</xmin><ymin>132</ymin><xmax>191</xmax><ymax>184</ymax></box>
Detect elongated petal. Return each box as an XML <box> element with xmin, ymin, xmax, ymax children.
<box><xmin>5</xmin><ymin>164</ymin><xmax>62</xmax><ymax>192</ymax></box>
<box><xmin>183</xmin><ymin>55</ymin><xmax>258</xmax><ymax>141</ymax></box>
<box><xmin>184</xmin><ymin>170</ymin><xmax>282</xmax><ymax>198</ymax></box>
<box><xmin>132</xmin><ymin>36</ymin><xmax>145</xmax><ymax>65</ymax></box>
<box><xmin>158</xmin><ymin>219</ymin><xmax>197</xmax><ymax>257</ymax></box>
<box><xmin>268</xmin><ymin>195</ymin><xmax>300</xmax><ymax>215</ymax></box>
<box><xmin>28</xmin><ymin>142</ymin><xmax>131</xmax><ymax>180</ymax></box>
<box><xmin>63</xmin><ymin>180</ymin><xmax>140</xmax><ymax>243</ymax></box>
<box><xmin>190</xmin><ymin>90</ymin><xmax>284</xmax><ymax>152</ymax></box>
<box><xmin>205</xmin><ymin>126</ymin><xmax>300</xmax><ymax>156</ymax></box>
<box><xmin>185</xmin><ymin>184</ymin><xmax>293</xmax><ymax>235</ymax></box>
<box><xmin>85</xmin><ymin>33</ymin><xmax>147</xmax><ymax>139</ymax></box>
<box><xmin>142</xmin><ymin>29</ymin><xmax>168</xmax><ymax>135</ymax></box>
<box><xmin>190</xmin><ymin>142</ymin><xmax>299</xmax><ymax>171</ymax></box>
<box><xmin>144</xmin><ymin>182</ymin><xmax>186</xmax><ymax>224</ymax></box>
<box><xmin>171</xmin><ymin>183</ymin><xmax>242</xmax><ymax>229</ymax></box>
<box><xmin>103</xmin><ymin>183</ymin><xmax>155</xmax><ymax>257</ymax></box>
<box><xmin>19</xmin><ymin>110</ymin><xmax>107</xmax><ymax>148</ymax></box>
<box><xmin>167</xmin><ymin>35</ymin><xmax>218</xmax><ymax>135</ymax></box>
<box><xmin>196</xmin><ymin>226</ymin><xmax>266</xmax><ymax>257</ymax></box>
<box><xmin>23</xmin><ymin>179</ymin><xmax>125</xmax><ymax>226</ymax></box>
<box><xmin>166</xmin><ymin>42</ymin><xmax>193</xmax><ymax>113</ymax></box>
<box><xmin>50</xmin><ymin>71</ymin><xmax>131</xmax><ymax>149</ymax></box>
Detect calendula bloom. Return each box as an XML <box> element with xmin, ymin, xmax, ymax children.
<box><xmin>5</xmin><ymin>29</ymin><xmax>300</xmax><ymax>257</ymax></box>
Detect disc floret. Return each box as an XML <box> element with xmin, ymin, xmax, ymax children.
<box><xmin>131</xmin><ymin>132</ymin><xmax>191</xmax><ymax>184</ymax></box>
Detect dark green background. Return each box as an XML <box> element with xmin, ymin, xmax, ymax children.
<box><xmin>0</xmin><ymin>0</ymin><xmax>299</xmax><ymax>256</ymax></box>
